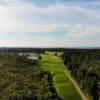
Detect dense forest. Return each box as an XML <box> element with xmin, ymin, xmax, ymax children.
<box><xmin>0</xmin><ymin>48</ymin><xmax>100</xmax><ymax>100</ymax></box>
<box><xmin>0</xmin><ymin>52</ymin><xmax>61</xmax><ymax>100</ymax></box>
<box><xmin>62</xmin><ymin>49</ymin><xmax>100</xmax><ymax>100</ymax></box>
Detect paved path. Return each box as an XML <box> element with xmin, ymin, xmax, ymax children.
<box><xmin>64</xmin><ymin>68</ymin><xmax>88</xmax><ymax>100</ymax></box>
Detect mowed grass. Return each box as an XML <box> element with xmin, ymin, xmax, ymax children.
<box><xmin>40</xmin><ymin>52</ymin><xmax>82</xmax><ymax>100</ymax></box>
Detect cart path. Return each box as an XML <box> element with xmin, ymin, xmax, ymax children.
<box><xmin>64</xmin><ymin>68</ymin><xmax>88</xmax><ymax>100</ymax></box>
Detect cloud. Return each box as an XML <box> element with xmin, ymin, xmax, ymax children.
<box><xmin>0</xmin><ymin>0</ymin><xmax>100</xmax><ymax>47</ymax></box>
<box><xmin>0</xmin><ymin>1</ymin><xmax>100</xmax><ymax>33</ymax></box>
<box><xmin>65</xmin><ymin>24</ymin><xmax>100</xmax><ymax>37</ymax></box>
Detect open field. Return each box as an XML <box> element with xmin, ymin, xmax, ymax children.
<box><xmin>40</xmin><ymin>52</ymin><xmax>82</xmax><ymax>100</ymax></box>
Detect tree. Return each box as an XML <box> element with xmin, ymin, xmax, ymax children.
<box><xmin>55</xmin><ymin>53</ymin><xmax>58</xmax><ymax>56</ymax></box>
<box><xmin>38</xmin><ymin>56</ymin><xmax>42</xmax><ymax>60</ymax></box>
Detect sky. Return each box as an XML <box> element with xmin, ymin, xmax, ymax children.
<box><xmin>0</xmin><ymin>0</ymin><xmax>100</xmax><ymax>48</ymax></box>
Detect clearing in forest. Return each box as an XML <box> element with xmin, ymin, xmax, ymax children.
<box><xmin>40</xmin><ymin>52</ymin><xmax>82</xmax><ymax>100</ymax></box>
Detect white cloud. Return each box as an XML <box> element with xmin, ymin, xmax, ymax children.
<box><xmin>0</xmin><ymin>1</ymin><xmax>100</xmax><ymax>47</ymax></box>
<box><xmin>65</xmin><ymin>24</ymin><xmax>100</xmax><ymax>38</ymax></box>
<box><xmin>0</xmin><ymin>1</ymin><xmax>100</xmax><ymax>33</ymax></box>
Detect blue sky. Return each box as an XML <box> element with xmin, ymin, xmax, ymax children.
<box><xmin>0</xmin><ymin>0</ymin><xmax>100</xmax><ymax>47</ymax></box>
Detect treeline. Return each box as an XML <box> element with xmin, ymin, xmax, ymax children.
<box><xmin>0</xmin><ymin>52</ymin><xmax>61</xmax><ymax>100</ymax></box>
<box><xmin>0</xmin><ymin>47</ymin><xmax>100</xmax><ymax>54</ymax></box>
<box><xmin>62</xmin><ymin>50</ymin><xmax>100</xmax><ymax>100</ymax></box>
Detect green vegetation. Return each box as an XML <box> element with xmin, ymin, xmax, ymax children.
<box><xmin>62</xmin><ymin>50</ymin><xmax>100</xmax><ymax>100</ymax></box>
<box><xmin>38</xmin><ymin>55</ymin><xmax>42</xmax><ymax>60</ymax></box>
<box><xmin>0</xmin><ymin>52</ymin><xmax>60</xmax><ymax>100</ymax></box>
<box><xmin>40</xmin><ymin>52</ymin><xmax>82</xmax><ymax>100</ymax></box>
<box><xmin>0</xmin><ymin>48</ymin><xmax>99</xmax><ymax>100</ymax></box>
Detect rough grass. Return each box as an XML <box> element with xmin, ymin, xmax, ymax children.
<box><xmin>40</xmin><ymin>52</ymin><xmax>82</xmax><ymax>100</ymax></box>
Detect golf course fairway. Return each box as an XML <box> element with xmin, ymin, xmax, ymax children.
<box><xmin>40</xmin><ymin>52</ymin><xmax>82</xmax><ymax>100</ymax></box>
